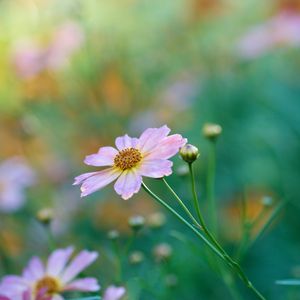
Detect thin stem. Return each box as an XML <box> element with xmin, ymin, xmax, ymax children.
<box><xmin>142</xmin><ymin>183</ymin><xmax>224</xmax><ymax>260</ymax></box>
<box><xmin>43</xmin><ymin>224</ymin><xmax>56</xmax><ymax>251</ymax></box>
<box><xmin>142</xmin><ymin>182</ymin><xmax>266</xmax><ymax>300</ymax></box>
<box><xmin>188</xmin><ymin>163</ymin><xmax>207</xmax><ymax>229</ymax></box>
<box><xmin>162</xmin><ymin>178</ymin><xmax>201</xmax><ymax>229</ymax></box>
<box><xmin>207</xmin><ymin>141</ymin><xmax>217</xmax><ymax>233</ymax></box>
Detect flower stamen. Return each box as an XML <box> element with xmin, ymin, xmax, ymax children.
<box><xmin>35</xmin><ymin>276</ymin><xmax>61</xmax><ymax>295</ymax></box>
<box><xmin>114</xmin><ymin>147</ymin><xmax>142</xmax><ymax>170</ymax></box>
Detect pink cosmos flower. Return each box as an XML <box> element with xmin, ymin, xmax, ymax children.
<box><xmin>236</xmin><ymin>12</ymin><xmax>300</xmax><ymax>59</ymax></box>
<box><xmin>12</xmin><ymin>21</ymin><xmax>84</xmax><ymax>79</ymax></box>
<box><xmin>0</xmin><ymin>247</ymin><xmax>100</xmax><ymax>300</ymax></box>
<box><xmin>103</xmin><ymin>285</ymin><xmax>126</xmax><ymax>300</ymax></box>
<box><xmin>0</xmin><ymin>157</ymin><xmax>36</xmax><ymax>213</ymax></box>
<box><xmin>74</xmin><ymin>125</ymin><xmax>187</xmax><ymax>200</ymax></box>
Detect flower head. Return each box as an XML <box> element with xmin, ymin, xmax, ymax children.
<box><xmin>74</xmin><ymin>125</ymin><xmax>187</xmax><ymax>200</ymax></box>
<box><xmin>0</xmin><ymin>157</ymin><xmax>36</xmax><ymax>213</ymax></box>
<box><xmin>0</xmin><ymin>247</ymin><xmax>100</xmax><ymax>300</ymax></box>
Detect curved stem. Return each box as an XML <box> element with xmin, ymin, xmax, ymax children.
<box><xmin>162</xmin><ymin>178</ymin><xmax>201</xmax><ymax>229</ymax></box>
<box><xmin>142</xmin><ymin>182</ymin><xmax>225</xmax><ymax>260</ymax></box>
<box><xmin>145</xmin><ymin>179</ymin><xmax>265</xmax><ymax>300</ymax></box>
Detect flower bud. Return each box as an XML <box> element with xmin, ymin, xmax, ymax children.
<box><xmin>179</xmin><ymin>144</ymin><xmax>199</xmax><ymax>164</ymax></box>
<box><xmin>107</xmin><ymin>229</ymin><xmax>120</xmax><ymax>240</ymax></box>
<box><xmin>261</xmin><ymin>196</ymin><xmax>273</xmax><ymax>207</ymax></box>
<box><xmin>128</xmin><ymin>215</ymin><xmax>145</xmax><ymax>232</ymax></box>
<box><xmin>147</xmin><ymin>212</ymin><xmax>166</xmax><ymax>229</ymax></box>
<box><xmin>202</xmin><ymin>123</ymin><xmax>222</xmax><ymax>141</ymax></box>
<box><xmin>153</xmin><ymin>243</ymin><xmax>172</xmax><ymax>262</ymax></box>
<box><xmin>129</xmin><ymin>251</ymin><xmax>145</xmax><ymax>265</ymax></box>
<box><xmin>36</xmin><ymin>208</ymin><xmax>54</xmax><ymax>225</ymax></box>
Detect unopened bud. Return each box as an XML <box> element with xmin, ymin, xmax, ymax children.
<box><xmin>107</xmin><ymin>229</ymin><xmax>120</xmax><ymax>240</ymax></box>
<box><xmin>261</xmin><ymin>196</ymin><xmax>273</xmax><ymax>207</ymax></box>
<box><xmin>153</xmin><ymin>243</ymin><xmax>172</xmax><ymax>262</ymax></box>
<box><xmin>36</xmin><ymin>208</ymin><xmax>54</xmax><ymax>225</ymax></box>
<box><xmin>129</xmin><ymin>251</ymin><xmax>145</xmax><ymax>265</ymax></box>
<box><xmin>202</xmin><ymin>123</ymin><xmax>222</xmax><ymax>141</ymax></box>
<box><xmin>179</xmin><ymin>144</ymin><xmax>199</xmax><ymax>164</ymax></box>
<box><xmin>147</xmin><ymin>212</ymin><xmax>166</xmax><ymax>229</ymax></box>
<box><xmin>128</xmin><ymin>215</ymin><xmax>145</xmax><ymax>232</ymax></box>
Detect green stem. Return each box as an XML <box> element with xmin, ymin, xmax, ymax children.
<box><xmin>41</xmin><ymin>223</ymin><xmax>56</xmax><ymax>251</ymax></box>
<box><xmin>142</xmin><ymin>183</ymin><xmax>225</xmax><ymax>260</ymax></box>
<box><xmin>162</xmin><ymin>178</ymin><xmax>201</xmax><ymax>229</ymax></box>
<box><xmin>142</xmin><ymin>182</ymin><xmax>265</xmax><ymax>299</ymax></box>
<box><xmin>111</xmin><ymin>239</ymin><xmax>122</xmax><ymax>283</ymax></box>
<box><xmin>207</xmin><ymin>141</ymin><xmax>217</xmax><ymax>233</ymax></box>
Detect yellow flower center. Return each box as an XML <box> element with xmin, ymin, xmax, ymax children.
<box><xmin>114</xmin><ymin>147</ymin><xmax>142</xmax><ymax>170</ymax></box>
<box><xmin>35</xmin><ymin>276</ymin><xmax>61</xmax><ymax>295</ymax></box>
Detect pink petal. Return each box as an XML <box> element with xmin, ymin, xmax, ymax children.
<box><xmin>46</xmin><ymin>247</ymin><xmax>74</xmax><ymax>277</ymax></box>
<box><xmin>103</xmin><ymin>285</ymin><xmax>126</xmax><ymax>300</ymax></box>
<box><xmin>115</xmin><ymin>134</ymin><xmax>139</xmax><ymax>151</ymax></box>
<box><xmin>145</xmin><ymin>134</ymin><xmax>187</xmax><ymax>160</ymax></box>
<box><xmin>139</xmin><ymin>159</ymin><xmax>173</xmax><ymax>178</ymax></box>
<box><xmin>60</xmin><ymin>250</ymin><xmax>98</xmax><ymax>283</ymax></box>
<box><xmin>22</xmin><ymin>257</ymin><xmax>44</xmax><ymax>281</ymax></box>
<box><xmin>79</xmin><ymin>168</ymin><xmax>121</xmax><ymax>197</ymax></box>
<box><xmin>84</xmin><ymin>147</ymin><xmax>118</xmax><ymax>167</ymax></box>
<box><xmin>73</xmin><ymin>171</ymin><xmax>99</xmax><ymax>185</ymax></box>
<box><xmin>137</xmin><ymin>125</ymin><xmax>170</xmax><ymax>153</ymax></box>
<box><xmin>0</xmin><ymin>296</ymin><xmax>10</xmax><ymax>300</ymax></box>
<box><xmin>114</xmin><ymin>170</ymin><xmax>142</xmax><ymax>200</ymax></box>
<box><xmin>63</xmin><ymin>277</ymin><xmax>100</xmax><ymax>292</ymax></box>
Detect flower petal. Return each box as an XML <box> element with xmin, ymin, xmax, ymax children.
<box><xmin>115</xmin><ymin>134</ymin><xmax>139</xmax><ymax>151</ymax></box>
<box><xmin>73</xmin><ymin>172</ymin><xmax>99</xmax><ymax>185</ymax></box>
<box><xmin>114</xmin><ymin>170</ymin><xmax>142</xmax><ymax>200</ymax></box>
<box><xmin>22</xmin><ymin>257</ymin><xmax>44</xmax><ymax>281</ymax></box>
<box><xmin>139</xmin><ymin>159</ymin><xmax>173</xmax><ymax>178</ymax></box>
<box><xmin>84</xmin><ymin>147</ymin><xmax>118</xmax><ymax>167</ymax></box>
<box><xmin>46</xmin><ymin>247</ymin><xmax>74</xmax><ymax>277</ymax></box>
<box><xmin>137</xmin><ymin>125</ymin><xmax>170</xmax><ymax>153</ymax></box>
<box><xmin>63</xmin><ymin>277</ymin><xmax>100</xmax><ymax>292</ymax></box>
<box><xmin>103</xmin><ymin>285</ymin><xmax>126</xmax><ymax>300</ymax></box>
<box><xmin>60</xmin><ymin>250</ymin><xmax>98</xmax><ymax>284</ymax></box>
<box><xmin>79</xmin><ymin>168</ymin><xmax>121</xmax><ymax>197</ymax></box>
<box><xmin>146</xmin><ymin>134</ymin><xmax>187</xmax><ymax>160</ymax></box>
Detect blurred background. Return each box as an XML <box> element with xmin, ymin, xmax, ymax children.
<box><xmin>1</xmin><ymin>0</ymin><xmax>300</xmax><ymax>299</ymax></box>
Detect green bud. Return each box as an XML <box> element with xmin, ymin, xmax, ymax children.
<box><xmin>147</xmin><ymin>212</ymin><xmax>166</xmax><ymax>229</ymax></box>
<box><xmin>107</xmin><ymin>229</ymin><xmax>120</xmax><ymax>240</ymax></box>
<box><xmin>129</xmin><ymin>251</ymin><xmax>145</xmax><ymax>265</ymax></box>
<box><xmin>179</xmin><ymin>144</ymin><xmax>199</xmax><ymax>164</ymax></box>
<box><xmin>36</xmin><ymin>208</ymin><xmax>54</xmax><ymax>225</ymax></box>
<box><xmin>202</xmin><ymin>123</ymin><xmax>222</xmax><ymax>141</ymax></box>
<box><xmin>261</xmin><ymin>196</ymin><xmax>273</xmax><ymax>207</ymax></box>
<box><xmin>153</xmin><ymin>243</ymin><xmax>173</xmax><ymax>262</ymax></box>
<box><xmin>128</xmin><ymin>215</ymin><xmax>145</xmax><ymax>232</ymax></box>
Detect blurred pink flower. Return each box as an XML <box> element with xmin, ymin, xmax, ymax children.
<box><xmin>0</xmin><ymin>157</ymin><xmax>36</xmax><ymax>213</ymax></box>
<box><xmin>103</xmin><ymin>285</ymin><xmax>126</xmax><ymax>300</ymax></box>
<box><xmin>236</xmin><ymin>12</ymin><xmax>300</xmax><ymax>59</ymax></box>
<box><xmin>12</xmin><ymin>21</ymin><xmax>84</xmax><ymax>79</ymax></box>
<box><xmin>0</xmin><ymin>247</ymin><xmax>100</xmax><ymax>300</ymax></box>
<box><xmin>74</xmin><ymin>125</ymin><xmax>187</xmax><ymax>200</ymax></box>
